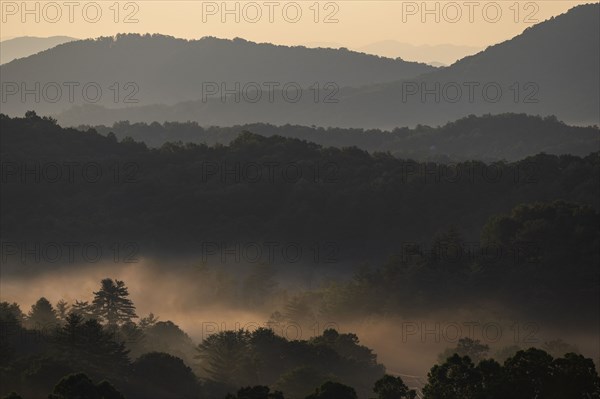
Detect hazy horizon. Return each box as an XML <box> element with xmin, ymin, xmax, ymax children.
<box><xmin>0</xmin><ymin>34</ymin><xmax>483</xmax><ymax>65</ymax></box>
<box><xmin>1</xmin><ymin>1</ymin><xmax>590</xmax><ymax>43</ymax></box>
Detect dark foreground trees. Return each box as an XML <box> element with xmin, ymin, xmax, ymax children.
<box><xmin>129</xmin><ymin>352</ymin><xmax>201</xmax><ymax>399</ymax></box>
<box><xmin>194</xmin><ymin>328</ymin><xmax>384</xmax><ymax>397</ymax></box>
<box><xmin>226</xmin><ymin>386</ymin><xmax>284</xmax><ymax>399</ymax></box>
<box><xmin>423</xmin><ymin>349</ymin><xmax>600</xmax><ymax>399</ymax></box>
<box><xmin>305</xmin><ymin>382</ymin><xmax>357</xmax><ymax>399</ymax></box>
<box><xmin>2</xmin><ymin>295</ymin><xmax>599</xmax><ymax>399</ymax></box>
<box><xmin>48</xmin><ymin>373</ymin><xmax>125</xmax><ymax>399</ymax></box>
<box><xmin>373</xmin><ymin>375</ymin><xmax>416</xmax><ymax>399</ymax></box>
<box><xmin>0</xmin><ymin>280</ymin><xmax>386</xmax><ymax>398</ymax></box>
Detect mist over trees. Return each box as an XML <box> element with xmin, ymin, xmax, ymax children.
<box><xmin>2</xmin><ymin>112</ymin><xmax>598</xmax><ymax>327</ymax></box>
<box><xmin>303</xmin><ymin>200</ymin><xmax>600</xmax><ymax>326</ymax></box>
<box><xmin>2</xmin><ymin>279</ymin><xmax>598</xmax><ymax>398</ymax></box>
<box><xmin>0</xmin><ymin>278</ymin><xmax>387</xmax><ymax>398</ymax></box>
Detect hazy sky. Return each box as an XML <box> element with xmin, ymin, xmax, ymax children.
<box><xmin>0</xmin><ymin>1</ymin><xmax>590</xmax><ymax>47</ymax></box>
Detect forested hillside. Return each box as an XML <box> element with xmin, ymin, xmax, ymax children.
<box><xmin>85</xmin><ymin>113</ymin><xmax>599</xmax><ymax>161</ymax></box>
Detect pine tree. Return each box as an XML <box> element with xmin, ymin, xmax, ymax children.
<box><xmin>92</xmin><ymin>279</ymin><xmax>137</xmax><ymax>326</ymax></box>
<box><xmin>56</xmin><ymin>300</ymin><xmax>70</xmax><ymax>323</ymax></box>
<box><xmin>26</xmin><ymin>297</ymin><xmax>59</xmax><ymax>330</ymax></box>
<box><xmin>138</xmin><ymin>313</ymin><xmax>159</xmax><ymax>330</ymax></box>
<box><xmin>70</xmin><ymin>300</ymin><xmax>96</xmax><ymax>320</ymax></box>
<box><xmin>56</xmin><ymin>314</ymin><xmax>131</xmax><ymax>380</ymax></box>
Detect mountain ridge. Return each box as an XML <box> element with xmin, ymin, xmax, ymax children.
<box><xmin>0</xmin><ymin>34</ymin><xmax>435</xmax><ymax>116</ymax></box>
<box><xmin>2</xmin><ymin>3</ymin><xmax>598</xmax><ymax>128</ymax></box>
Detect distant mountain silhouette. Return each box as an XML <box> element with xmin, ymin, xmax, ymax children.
<box><xmin>301</xmin><ymin>40</ymin><xmax>470</xmax><ymax>65</ymax></box>
<box><xmin>0</xmin><ymin>36</ymin><xmax>76</xmax><ymax>64</ymax></box>
<box><xmin>426</xmin><ymin>61</ymin><xmax>447</xmax><ymax>68</ymax></box>
<box><xmin>357</xmin><ymin>41</ymin><xmax>481</xmax><ymax>65</ymax></box>
<box><xmin>0</xmin><ymin>35</ymin><xmax>434</xmax><ymax>116</ymax></box>
<box><xmin>4</xmin><ymin>4</ymin><xmax>598</xmax><ymax>128</ymax></box>
<box><xmin>332</xmin><ymin>2</ymin><xmax>599</xmax><ymax>128</ymax></box>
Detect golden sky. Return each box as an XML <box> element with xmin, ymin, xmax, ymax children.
<box><xmin>0</xmin><ymin>1</ymin><xmax>591</xmax><ymax>48</ymax></box>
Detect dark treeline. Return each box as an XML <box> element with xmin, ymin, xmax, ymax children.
<box><xmin>1</xmin><ymin>112</ymin><xmax>599</xmax><ymax>327</ymax></box>
<box><xmin>1</xmin><ymin>112</ymin><xmax>598</xmax><ymax>258</ymax></box>
<box><xmin>83</xmin><ymin>113</ymin><xmax>599</xmax><ymax>162</ymax></box>
<box><xmin>1</xmin><ymin>281</ymin><xmax>599</xmax><ymax>399</ymax></box>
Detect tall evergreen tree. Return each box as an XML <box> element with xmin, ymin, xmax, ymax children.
<box><xmin>55</xmin><ymin>300</ymin><xmax>69</xmax><ymax>323</ymax></box>
<box><xmin>195</xmin><ymin>330</ymin><xmax>256</xmax><ymax>386</ymax></box>
<box><xmin>26</xmin><ymin>297</ymin><xmax>59</xmax><ymax>330</ymax></box>
<box><xmin>70</xmin><ymin>300</ymin><xmax>96</xmax><ymax>320</ymax></box>
<box><xmin>56</xmin><ymin>313</ymin><xmax>131</xmax><ymax>381</ymax></box>
<box><xmin>92</xmin><ymin>279</ymin><xmax>138</xmax><ymax>326</ymax></box>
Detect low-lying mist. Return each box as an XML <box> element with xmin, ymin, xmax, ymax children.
<box><xmin>2</xmin><ymin>257</ymin><xmax>598</xmax><ymax>377</ymax></box>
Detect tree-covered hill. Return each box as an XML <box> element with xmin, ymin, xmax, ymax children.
<box><xmin>1</xmin><ymin>112</ymin><xmax>598</xmax><ymax>260</ymax></box>
<box><xmin>84</xmin><ymin>113</ymin><xmax>599</xmax><ymax>162</ymax></box>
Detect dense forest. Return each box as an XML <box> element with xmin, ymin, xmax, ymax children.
<box><xmin>2</xmin><ymin>112</ymin><xmax>599</xmax><ymax>322</ymax></box>
<box><xmin>1</xmin><ymin>112</ymin><xmax>599</xmax><ymax>397</ymax></box>
<box><xmin>84</xmin><ymin>113</ymin><xmax>599</xmax><ymax>162</ymax></box>
<box><xmin>2</xmin><ymin>112</ymin><xmax>598</xmax><ymax>253</ymax></box>
<box><xmin>1</xmin><ymin>280</ymin><xmax>599</xmax><ymax>398</ymax></box>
